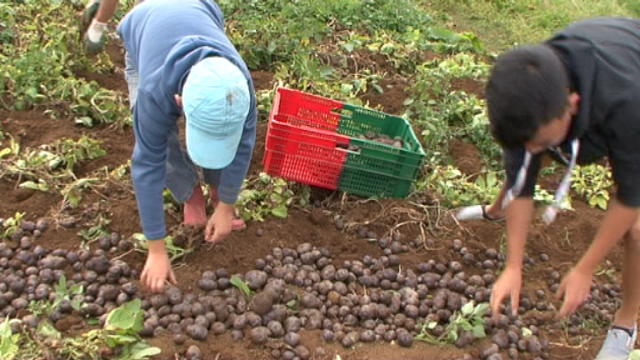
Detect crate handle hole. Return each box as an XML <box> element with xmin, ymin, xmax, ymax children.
<box><xmin>335</xmin><ymin>143</ymin><xmax>361</xmax><ymax>154</ymax></box>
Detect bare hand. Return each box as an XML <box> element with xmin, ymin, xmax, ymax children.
<box><xmin>556</xmin><ymin>267</ymin><xmax>593</xmax><ymax>318</ymax></box>
<box><xmin>490</xmin><ymin>266</ymin><xmax>522</xmax><ymax>317</ymax></box>
<box><xmin>205</xmin><ymin>202</ymin><xmax>235</xmax><ymax>244</ymax></box>
<box><xmin>140</xmin><ymin>242</ymin><xmax>177</xmax><ymax>293</ymax></box>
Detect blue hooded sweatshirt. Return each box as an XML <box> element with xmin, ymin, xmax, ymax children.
<box><xmin>117</xmin><ymin>0</ymin><xmax>256</xmax><ymax>240</ymax></box>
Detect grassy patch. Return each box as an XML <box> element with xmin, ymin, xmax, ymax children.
<box><xmin>427</xmin><ymin>0</ymin><xmax>635</xmax><ymax>52</ymax></box>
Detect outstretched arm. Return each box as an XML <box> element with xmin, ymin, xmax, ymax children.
<box><xmin>556</xmin><ymin>199</ymin><xmax>639</xmax><ymax>317</ymax></box>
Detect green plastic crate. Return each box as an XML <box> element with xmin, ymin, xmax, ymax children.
<box><xmin>265</xmin><ymin>88</ymin><xmax>425</xmax><ymax>198</ymax></box>
<box><xmin>336</xmin><ymin>103</ymin><xmax>425</xmax><ymax>198</ymax></box>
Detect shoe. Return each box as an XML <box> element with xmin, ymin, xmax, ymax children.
<box><xmin>454</xmin><ymin>205</ymin><xmax>504</xmax><ymax>222</ymax></box>
<box><xmin>595</xmin><ymin>324</ymin><xmax>637</xmax><ymax>360</ymax></box>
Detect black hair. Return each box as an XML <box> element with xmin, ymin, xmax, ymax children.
<box><xmin>486</xmin><ymin>44</ymin><xmax>569</xmax><ymax>149</ymax></box>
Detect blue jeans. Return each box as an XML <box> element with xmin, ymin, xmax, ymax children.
<box><xmin>124</xmin><ymin>51</ymin><xmax>221</xmax><ymax>203</ymax></box>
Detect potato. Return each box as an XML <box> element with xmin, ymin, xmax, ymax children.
<box><xmin>383</xmin><ymin>329</ymin><xmax>396</xmax><ymax>342</ymax></box>
<box><xmin>8</xmin><ymin>278</ymin><xmax>25</xmax><ymax>294</ymax></box>
<box><xmin>358</xmin><ymin>304</ymin><xmax>377</xmax><ymax>320</ymax></box>
<box><xmin>166</xmin><ymin>287</ymin><xmax>183</xmax><ymax>305</ymax></box>
<box><xmin>481</xmin><ymin>343</ymin><xmax>500</xmax><ymax>358</ymax></box>
<box><xmin>285</xmin><ymin>316</ymin><xmax>302</xmax><ymax>332</ymax></box>
<box><xmin>396</xmin><ymin>329</ymin><xmax>413</xmax><ymax>347</ymax></box>
<box><xmin>86</xmin><ymin>255</ymin><xmax>110</xmax><ymax>274</ymax></box>
<box><xmin>40</xmin><ymin>255</ymin><xmax>66</xmax><ymax>270</ymax></box>
<box><xmin>193</xmin><ymin>278</ymin><xmax>217</xmax><ymax>293</ymax></box>
<box><xmin>341</xmin><ymin>331</ymin><xmax>359</xmax><ymax>348</ymax></box>
<box><xmin>284</xmin><ymin>331</ymin><xmax>301</xmax><ymax>346</ymax></box>
<box><xmin>232</xmin><ymin>314</ymin><xmax>247</xmax><ymax>330</ymax></box>
<box><xmin>295</xmin><ymin>345</ymin><xmax>310</xmax><ymax>360</ymax></box>
<box><xmin>301</xmin><ymin>292</ymin><xmax>322</xmax><ymax>309</ymax></box>
<box><xmin>263</xmin><ymin>304</ymin><xmax>287</xmax><ymax>324</ymax></box>
<box><xmin>186</xmin><ymin>324</ymin><xmax>208</xmax><ymax>341</ymax></box>
<box><xmin>403</xmin><ymin>304</ymin><xmax>419</xmax><ymax>319</ymax></box>
<box><xmin>249</xmin><ymin>290</ymin><xmax>274</xmax><ymax>316</ymax></box>
<box><xmin>99</xmin><ymin>285</ymin><xmax>118</xmax><ymax>302</ymax></box>
<box><xmin>245</xmin><ymin>270</ymin><xmax>268</xmax><ymax>290</ymax></box>
<box><xmin>250</xmin><ymin>326</ymin><xmax>271</xmax><ymax>345</ymax></box>
<box><xmin>360</xmin><ymin>329</ymin><xmax>375</xmax><ymax>343</ymax></box>
<box><xmin>493</xmin><ymin>329</ymin><xmax>509</xmax><ymax>349</ymax></box>
<box><xmin>194</xmin><ymin>315</ymin><xmax>210</xmax><ymax>329</ymax></box>
<box><xmin>231</xmin><ymin>329</ymin><xmax>244</xmax><ymax>341</ymax></box>
<box><xmin>527</xmin><ymin>336</ymin><xmax>543</xmax><ymax>353</ymax></box>
<box><xmin>211</xmin><ymin>321</ymin><xmax>226</xmax><ymax>335</ymax></box>
<box><xmin>185</xmin><ymin>345</ymin><xmax>202</xmax><ymax>360</ymax></box>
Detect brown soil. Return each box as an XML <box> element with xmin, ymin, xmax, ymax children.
<box><xmin>448</xmin><ymin>138</ymin><xmax>485</xmax><ymax>177</ymax></box>
<box><xmin>251</xmin><ymin>70</ymin><xmax>275</xmax><ymax>91</ymax></box>
<box><xmin>362</xmin><ymin>75</ymin><xmax>409</xmax><ymax>115</ymax></box>
<box><xmin>348</xmin><ymin>49</ymin><xmax>396</xmax><ymax>74</ymax></box>
<box><xmin>0</xmin><ymin>42</ymin><xmax>622</xmax><ymax>360</ymax></box>
<box><xmin>319</xmin><ymin>48</ymin><xmax>397</xmax><ymax>76</ymax></box>
<box><xmin>0</xmin><ymin>108</ymin><xmax>79</xmax><ymax>148</ymax></box>
<box><xmin>0</xmin><ymin>124</ymin><xmax>620</xmax><ymax>360</ymax></box>
<box><xmin>75</xmin><ymin>124</ymin><xmax>134</xmax><ymax>176</ymax></box>
<box><xmin>0</xmin><ymin>90</ymin><xmax>621</xmax><ymax>360</ymax></box>
<box><xmin>451</xmin><ymin>77</ymin><xmax>485</xmax><ymax>98</ymax></box>
<box><xmin>73</xmin><ymin>42</ymin><xmax>129</xmax><ymax>93</ymax></box>
<box><xmin>135</xmin><ymin>196</ymin><xmax>613</xmax><ymax>360</ymax></box>
<box><xmin>0</xmin><ymin>179</ymin><xmax>62</xmax><ymax>219</ymax></box>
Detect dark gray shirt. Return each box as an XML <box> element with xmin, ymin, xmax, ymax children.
<box><xmin>504</xmin><ymin>17</ymin><xmax>640</xmax><ymax>207</ymax></box>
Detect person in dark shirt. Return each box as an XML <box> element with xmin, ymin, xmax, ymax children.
<box><xmin>455</xmin><ymin>17</ymin><xmax>640</xmax><ymax>359</ymax></box>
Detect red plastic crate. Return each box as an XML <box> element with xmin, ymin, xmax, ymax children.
<box><xmin>264</xmin><ymin>89</ymin><xmax>350</xmax><ymax>190</ymax></box>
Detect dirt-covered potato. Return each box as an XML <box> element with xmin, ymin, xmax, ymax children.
<box><xmin>245</xmin><ymin>270</ymin><xmax>268</xmax><ymax>290</ymax></box>
<box><xmin>341</xmin><ymin>331</ymin><xmax>359</xmax><ymax>348</ymax></box>
<box><xmin>267</xmin><ymin>320</ymin><xmax>285</xmax><ymax>337</ymax></box>
<box><xmin>481</xmin><ymin>343</ymin><xmax>499</xmax><ymax>358</ymax></box>
<box><xmin>249</xmin><ymin>290</ymin><xmax>274</xmax><ymax>316</ymax></box>
<box><xmin>250</xmin><ymin>326</ymin><xmax>271</xmax><ymax>345</ymax></box>
<box><xmin>186</xmin><ymin>324</ymin><xmax>208</xmax><ymax>341</ymax></box>
<box><xmin>185</xmin><ymin>345</ymin><xmax>202</xmax><ymax>360</ymax></box>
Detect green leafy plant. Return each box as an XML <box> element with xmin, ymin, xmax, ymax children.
<box><xmin>63</xmin><ymin>300</ymin><xmax>160</xmax><ymax>360</ymax></box>
<box><xmin>78</xmin><ymin>215</ymin><xmax>111</xmax><ymax>244</ymax></box>
<box><xmin>416</xmin><ymin>301</ymin><xmax>489</xmax><ymax>344</ymax></box>
<box><xmin>30</xmin><ymin>275</ymin><xmax>84</xmax><ymax>317</ymax></box>
<box><xmin>420</xmin><ymin>166</ymin><xmax>502</xmax><ymax>207</ymax></box>
<box><xmin>104</xmin><ymin>300</ymin><xmax>160</xmax><ymax>359</ymax></box>
<box><xmin>0</xmin><ymin>136</ymin><xmax>105</xmax><ymax>195</ymax></box>
<box><xmin>230</xmin><ymin>275</ymin><xmax>254</xmax><ymax>299</ymax></box>
<box><xmin>50</xmin><ymin>136</ymin><xmax>107</xmax><ymax>172</ymax></box>
<box><xmin>1</xmin><ymin>212</ymin><xmax>25</xmax><ymax>239</ymax></box>
<box><xmin>571</xmin><ymin>164</ymin><xmax>613</xmax><ymax>210</ymax></box>
<box><xmin>0</xmin><ymin>318</ymin><xmax>20</xmax><ymax>360</ymax></box>
<box><xmin>61</xmin><ymin>177</ymin><xmax>101</xmax><ymax>208</ymax></box>
<box><xmin>132</xmin><ymin>233</ymin><xmax>193</xmax><ymax>262</ymax></box>
<box><xmin>237</xmin><ymin>172</ymin><xmax>310</xmax><ymax>221</ymax></box>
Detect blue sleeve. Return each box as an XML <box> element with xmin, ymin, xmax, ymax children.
<box><xmin>131</xmin><ymin>89</ymin><xmax>175</xmax><ymax>240</ymax></box>
<box><xmin>217</xmin><ymin>105</ymin><xmax>257</xmax><ymax>203</ymax></box>
<box><xmin>207</xmin><ymin>1</ymin><xmax>225</xmax><ymax>30</ymax></box>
